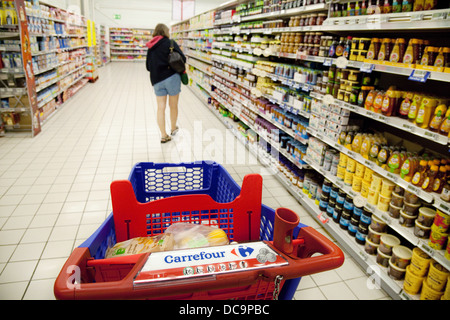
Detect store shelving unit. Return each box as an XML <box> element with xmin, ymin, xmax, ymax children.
<box><xmin>109</xmin><ymin>27</ymin><xmax>152</xmax><ymax>62</ymax></box>
<box><xmin>0</xmin><ymin>0</ymin><xmax>91</xmax><ymax>136</ymax></box>
<box><xmin>172</xmin><ymin>0</ymin><xmax>450</xmax><ymax>300</ymax></box>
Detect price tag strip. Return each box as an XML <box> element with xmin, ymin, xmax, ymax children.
<box><xmin>134</xmin><ymin>242</ymin><xmax>288</xmax><ymax>287</ymax></box>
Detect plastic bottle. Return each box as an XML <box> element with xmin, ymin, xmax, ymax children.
<box><xmin>361</xmin><ymin>0</ymin><xmax>368</xmax><ymax>14</ymax></box>
<box><xmin>415</xmin><ymin>97</ymin><xmax>438</xmax><ymax>129</ymax></box>
<box><xmin>383</xmin><ymin>0</ymin><xmax>392</xmax><ymax>13</ymax></box>
<box><xmin>407</xmin><ymin>93</ymin><xmax>424</xmax><ymax>122</ymax></box>
<box><xmin>432</xmin><ymin>166</ymin><xmax>447</xmax><ymax>194</ymax></box>
<box><xmin>366</xmin><ymin>38</ymin><xmax>380</xmax><ymax>60</ymax></box>
<box><xmin>402</xmin><ymin>39</ymin><xmax>415</xmax><ymax>64</ymax></box>
<box><xmin>377</xmin><ymin>38</ymin><xmax>391</xmax><ymax>61</ymax></box>
<box><xmin>392</xmin><ymin>0</ymin><xmax>402</xmax><ymax>12</ymax></box>
<box><xmin>360</xmin><ymin>134</ymin><xmax>373</xmax><ymax>159</ymax></box>
<box><xmin>377</xmin><ymin>145</ymin><xmax>390</xmax><ymax>168</ymax></box>
<box><xmin>373</xmin><ymin>90</ymin><xmax>385</xmax><ymax>113</ymax></box>
<box><xmin>400</xmin><ymin>154</ymin><xmax>417</xmax><ymax>182</ymax></box>
<box><xmin>411</xmin><ymin>159</ymin><xmax>429</xmax><ymax>186</ymax></box>
<box><xmin>422</xmin><ymin>164</ymin><xmax>439</xmax><ymax>192</ymax></box>
<box><xmin>390</xmin><ymin>38</ymin><xmax>406</xmax><ymax>63</ymax></box>
<box><xmin>368</xmin><ymin>141</ymin><xmax>380</xmax><ymax>162</ymax></box>
<box><xmin>387</xmin><ymin>149</ymin><xmax>402</xmax><ymax>174</ymax></box>
<box><xmin>398</xmin><ymin>91</ymin><xmax>414</xmax><ymax>118</ymax></box>
<box><xmin>343</xmin><ymin>36</ymin><xmax>352</xmax><ymax>59</ymax></box>
<box><xmin>441</xmin><ymin>179</ymin><xmax>450</xmax><ymax>202</ymax></box>
<box><xmin>364</xmin><ymin>89</ymin><xmax>376</xmax><ymax>110</ymax></box>
<box><xmin>439</xmin><ymin>109</ymin><xmax>450</xmax><ymax>136</ymax></box>
<box><xmin>429</xmin><ymin>105</ymin><xmax>447</xmax><ymax>132</ymax></box>
<box><xmin>381</xmin><ymin>86</ymin><xmax>397</xmax><ymax>116</ymax></box>
<box><xmin>352</xmin><ymin>132</ymin><xmax>363</xmax><ymax>153</ymax></box>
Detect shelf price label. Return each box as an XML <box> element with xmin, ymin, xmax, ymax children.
<box><xmin>323</xmin><ymin>58</ymin><xmax>333</xmax><ymax>67</ymax></box>
<box><xmin>360</xmin><ymin>63</ymin><xmax>375</xmax><ymax>73</ymax></box>
<box><xmin>409</xmin><ymin>70</ymin><xmax>431</xmax><ymax>83</ymax></box>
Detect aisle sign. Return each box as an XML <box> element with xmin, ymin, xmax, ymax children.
<box><xmin>14</xmin><ymin>0</ymin><xmax>41</xmax><ymax>136</ymax></box>
<box><xmin>114</xmin><ymin>14</ymin><xmax>121</xmax><ymax>20</ymax></box>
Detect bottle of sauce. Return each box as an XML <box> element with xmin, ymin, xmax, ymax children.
<box><xmin>434</xmin><ymin>47</ymin><xmax>446</xmax><ymax>67</ymax></box>
<box><xmin>383</xmin><ymin>0</ymin><xmax>392</xmax><ymax>13</ymax></box>
<box><xmin>439</xmin><ymin>109</ymin><xmax>450</xmax><ymax>136</ymax></box>
<box><xmin>403</xmin><ymin>39</ymin><xmax>415</xmax><ymax>64</ymax></box>
<box><xmin>441</xmin><ymin>178</ymin><xmax>450</xmax><ymax>202</ymax></box>
<box><xmin>361</xmin><ymin>0</ymin><xmax>368</xmax><ymax>15</ymax></box>
<box><xmin>343</xmin><ymin>36</ymin><xmax>352</xmax><ymax>59</ymax></box>
<box><xmin>392</xmin><ymin>0</ymin><xmax>402</xmax><ymax>12</ymax></box>
<box><xmin>381</xmin><ymin>86</ymin><xmax>396</xmax><ymax>116</ymax></box>
<box><xmin>377</xmin><ymin>38</ymin><xmax>391</xmax><ymax>61</ymax></box>
<box><xmin>407</xmin><ymin>94</ymin><xmax>424</xmax><ymax>122</ymax></box>
<box><xmin>432</xmin><ymin>166</ymin><xmax>447</xmax><ymax>194</ymax></box>
<box><xmin>422</xmin><ymin>164</ymin><xmax>439</xmax><ymax>192</ymax></box>
<box><xmin>335</xmin><ymin>37</ymin><xmax>346</xmax><ymax>57</ymax></box>
<box><xmin>373</xmin><ymin>90</ymin><xmax>385</xmax><ymax>113</ymax></box>
<box><xmin>364</xmin><ymin>89</ymin><xmax>377</xmax><ymax>110</ymax></box>
<box><xmin>352</xmin><ymin>132</ymin><xmax>363</xmax><ymax>153</ymax></box>
<box><xmin>389</xmin><ymin>38</ymin><xmax>405</xmax><ymax>63</ymax></box>
<box><xmin>368</xmin><ymin>140</ymin><xmax>380</xmax><ymax>162</ymax></box>
<box><xmin>411</xmin><ymin>159</ymin><xmax>429</xmax><ymax>186</ymax></box>
<box><xmin>398</xmin><ymin>91</ymin><xmax>414</xmax><ymax>118</ymax></box>
<box><xmin>377</xmin><ymin>145</ymin><xmax>390</xmax><ymax>168</ymax></box>
<box><xmin>360</xmin><ymin>134</ymin><xmax>373</xmax><ymax>159</ymax></box>
<box><xmin>429</xmin><ymin>104</ymin><xmax>447</xmax><ymax>132</ymax></box>
<box><xmin>366</xmin><ymin>38</ymin><xmax>380</xmax><ymax>60</ymax></box>
<box><xmin>400</xmin><ymin>153</ymin><xmax>417</xmax><ymax>182</ymax></box>
<box><xmin>415</xmin><ymin>97</ymin><xmax>438</xmax><ymax>129</ymax></box>
<box><xmin>387</xmin><ymin>148</ymin><xmax>402</xmax><ymax>174</ymax></box>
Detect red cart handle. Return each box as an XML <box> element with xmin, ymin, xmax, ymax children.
<box><xmin>54</xmin><ymin>226</ymin><xmax>344</xmax><ymax>300</ymax></box>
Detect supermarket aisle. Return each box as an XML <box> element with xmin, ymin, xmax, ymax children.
<box><xmin>0</xmin><ymin>62</ymin><xmax>390</xmax><ymax>300</ymax></box>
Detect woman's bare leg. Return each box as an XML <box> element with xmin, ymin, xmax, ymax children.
<box><xmin>168</xmin><ymin>93</ymin><xmax>179</xmax><ymax>133</ymax></box>
<box><xmin>156</xmin><ymin>95</ymin><xmax>169</xmax><ymax>138</ymax></box>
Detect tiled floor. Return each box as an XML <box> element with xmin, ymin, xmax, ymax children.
<box><xmin>0</xmin><ymin>62</ymin><xmax>390</xmax><ymax>300</ymax></box>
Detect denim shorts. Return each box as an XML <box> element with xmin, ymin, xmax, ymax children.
<box><xmin>154</xmin><ymin>73</ymin><xmax>181</xmax><ymax>97</ymax></box>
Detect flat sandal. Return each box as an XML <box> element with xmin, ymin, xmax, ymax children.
<box><xmin>161</xmin><ymin>135</ymin><xmax>172</xmax><ymax>143</ymax></box>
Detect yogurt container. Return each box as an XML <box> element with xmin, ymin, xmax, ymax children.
<box><xmin>370</xmin><ymin>215</ymin><xmax>387</xmax><ymax>233</ymax></box>
<box><xmin>388</xmin><ymin>203</ymin><xmax>402</xmax><ymax>219</ymax></box>
<box><xmin>390</xmin><ymin>191</ymin><xmax>404</xmax><ymax>207</ymax></box>
<box><xmin>427</xmin><ymin>261</ymin><xmax>449</xmax><ymax>292</ymax></box>
<box><xmin>403</xmin><ymin>200</ymin><xmax>421</xmax><ymax>215</ymax></box>
<box><xmin>420</xmin><ymin>278</ymin><xmax>444</xmax><ymax>300</ymax></box>
<box><xmin>414</xmin><ymin>219</ymin><xmax>431</xmax><ymax>239</ymax></box>
<box><xmin>429</xmin><ymin>225</ymin><xmax>449</xmax><ymax>250</ymax></box>
<box><xmin>391</xmin><ymin>245</ymin><xmax>412</xmax><ymax>269</ymax></box>
<box><xmin>410</xmin><ymin>247</ymin><xmax>431</xmax><ymax>277</ymax></box>
<box><xmin>403</xmin><ymin>265</ymin><xmax>425</xmax><ymax>295</ymax></box>
<box><xmin>379</xmin><ymin>234</ymin><xmax>400</xmax><ymax>255</ymax></box>
<box><xmin>417</xmin><ymin>207</ymin><xmax>436</xmax><ymax>227</ymax></box>
<box><xmin>376</xmin><ymin>247</ymin><xmax>391</xmax><ymax>268</ymax></box>
<box><xmin>388</xmin><ymin>258</ymin><xmax>406</xmax><ymax>281</ymax></box>
<box><xmin>399</xmin><ymin>209</ymin><xmax>417</xmax><ymax>228</ymax></box>
<box><xmin>368</xmin><ymin>225</ymin><xmax>384</xmax><ymax>244</ymax></box>
<box><xmin>364</xmin><ymin>236</ymin><xmax>379</xmax><ymax>255</ymax></box>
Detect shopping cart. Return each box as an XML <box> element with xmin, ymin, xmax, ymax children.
<box><xmin>54</xmin><ymin>161</ymin><xmax>344</xmax><ymax>300</ymax></box>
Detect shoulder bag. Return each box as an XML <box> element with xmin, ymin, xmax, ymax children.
<box><xmin>168</xmin><ymin>39</ymin><xmax>186</xmax><ymax>74</ymax></box>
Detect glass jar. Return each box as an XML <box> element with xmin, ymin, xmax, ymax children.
<box><xmin>317</xmin><ymin>13</ymin><xmax>326</xmax><ymax>25</ymax></box>
<box><xmin>309</xmin><ymin>14</ymin><xmax>318</xmax><ymax>26</ymax></box>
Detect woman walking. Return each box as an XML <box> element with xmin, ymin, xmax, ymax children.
<box><xmin>146</xmin><ymin>23</ymin><xmax>186</xmax><ymax>143</ymax></box>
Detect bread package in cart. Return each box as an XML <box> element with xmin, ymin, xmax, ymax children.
<box><xmin>105</xmin><ymin>233</ymin><xmax>175</xmax><ymax>258</ymax></box>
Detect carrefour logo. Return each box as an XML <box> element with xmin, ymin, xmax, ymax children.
<box><xmin>164</xmin><ymin>250</ymin><xmax>226</xmax><ymax>264</ymax></box>
<box><xmin>231</xmin><ymin>245</ymin><xmax>254</xmax><ymax>258</ymax></box>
